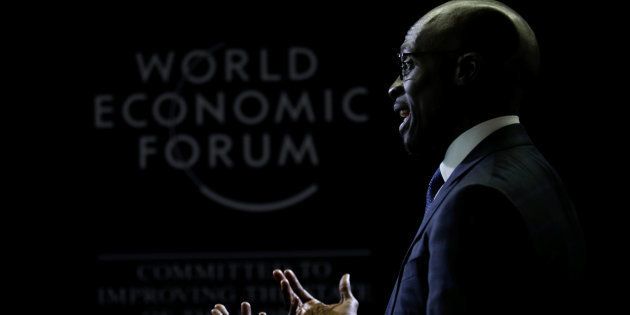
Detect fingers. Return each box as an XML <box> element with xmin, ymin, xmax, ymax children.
<box><xmin>338</xmin><ymin>273</ymin><xmax>356</xmax><ymax>302</ymax></box>
<box><xmin>241</xmin><ymin>302</ymin><xmax>252</xmax><ymax>315</ymax></box>
<box><xmin>289</xmin><ymin>296</ymin><xmax>299</xmax><ymax>315</ymax></box>
<box><xmin>214</xmin><ymin>304</ymin><xmax>229</xmax><ymax>315</ymax></box>
<box><xmin>273</xmin><ymin>269</ymin><xmax>302</xmax><ymax>307</ymax></box>
<box><xmin>273</xmin><ymin>269</ymin><xmax>285</xmax><ymax>282</ymax></box>
<box><xmin>281</xmin><ymin>279</ymin><xmax>297</xmax><ymax>305</ymax></box>
<box><xmin>211</xmin><ymin>303</ymin><xmax>263</xmax><ymax>315</ymax></box>
<box><xmin>284</xmin><ymin>269</ymin><xmax>315</xmax><ymax>303</ymax></box>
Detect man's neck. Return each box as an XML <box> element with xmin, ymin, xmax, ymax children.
<box><xmin>439</xmin><ymin>115</ymin><xmax>520</xmax><ymax>181</ymax></box>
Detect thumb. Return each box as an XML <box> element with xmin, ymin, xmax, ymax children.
<box><xmin>338</xmin><ymin>273</ymin><xmax>355</xmax><ymax>302</ymax></box>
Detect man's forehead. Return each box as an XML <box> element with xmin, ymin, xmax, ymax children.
<box><xmin>400</xmin><ymin>32</ymin><xmax>419</xmax><ymax>53</ymax></box>
<box><xmin>401</xmin><ymin>17</ymin><xmax>429</xmax><ymax>53</ymax></box>
<box><xmin>400</xmin><ymin>8</ymin><xmax>448</xmax><ymax>53</ymax></box>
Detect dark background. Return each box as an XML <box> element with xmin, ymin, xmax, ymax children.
<box><xmin>21</xmin><ymin>0</ymin><xmax>623</xmax><ymax>314</ymax></box>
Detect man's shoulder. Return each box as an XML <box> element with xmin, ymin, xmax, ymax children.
<box><xmin>463</xmin><ymin>143</ymin><xmax>562</xmax><ymax>196</ymax></box>
<box><xmin>443</xmin><ymin>143</ymin><xmax>575</xmax><ymax>234</ymax></box>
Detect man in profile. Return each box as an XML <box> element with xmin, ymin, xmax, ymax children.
<box><xmin>213</xmin><ymin>1</ymin><xmax>585</xmax><ymax>314</ymax></box>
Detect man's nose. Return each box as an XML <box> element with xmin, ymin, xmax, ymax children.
<box><xmin>388</xmin><ymin>76</ymin><xmax>404</xmax><ymax>99</ymax></box>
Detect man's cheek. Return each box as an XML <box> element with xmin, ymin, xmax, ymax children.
<box><xmin>403</xmin><ymin>79</ymin><xmax>418</xmax><ymax>95</ymax></box>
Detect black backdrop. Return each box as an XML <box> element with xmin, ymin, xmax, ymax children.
<box><xmin>24</xmin><ymin>0</ymin><xmax>623</xmax><ymax>314</ymax></box>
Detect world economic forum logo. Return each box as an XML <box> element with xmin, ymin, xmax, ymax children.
<box><xmin>93</xmin><ymin>44</ymin><xmax>369</xmax><ymax>212</ymax></box>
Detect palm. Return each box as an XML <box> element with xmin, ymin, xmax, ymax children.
<box><xmin>297</xmin><ymin>299</ymin><xmax>358</xmax><ymax>315</ymax></box>
<box><xmin>273</xmin><ymin>269</ymin><xmax>358</xmax><ymax>315</ymax></box>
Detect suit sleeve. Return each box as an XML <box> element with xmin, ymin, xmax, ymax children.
<box><xmin>425</xmin><ymin>184</ymin><xmax>534</xmax><ymax>315</ymax></box>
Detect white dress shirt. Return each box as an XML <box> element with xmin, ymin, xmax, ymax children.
<box><xmin>439</xmin><ymin>115</ymin><xmax>521</xmax><ymax>185</ymax></box>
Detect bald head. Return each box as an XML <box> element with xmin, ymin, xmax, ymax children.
<box><xmin>403</xmin><ymin>0</ymin><xmax>539</xmax><ymax>87</ymax></box>
<box><xmin>390</xmin><ymin>1</ymin><xmax>541</xmax><ymax>155</ymax></box>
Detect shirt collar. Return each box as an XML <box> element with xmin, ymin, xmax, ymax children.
<box><xmin>439</xmin><ymin>115</ymin><xmax>520</xmax><ymax>181</ymax></box>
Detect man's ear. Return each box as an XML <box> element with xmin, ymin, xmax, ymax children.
<box><xmin>454</xmin><ymin>52</ymin><xmax>482</xmax><ymax>86</ymax></box>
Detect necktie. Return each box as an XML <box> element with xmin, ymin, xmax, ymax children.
<box><xmin>425</xmin><ymin>167</ymin><xmax>445</xmax><ymax>211</ymax></box>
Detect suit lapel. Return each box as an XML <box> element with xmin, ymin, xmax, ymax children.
<box><xmin>387</xmin><ymin>123</ymin><xmax>533</xmax><ymax>315</ymax></box>
<box><xmin>409</xmin><ymin>123</ymin><xmax>533</xmax><ymax>251</ymax></box>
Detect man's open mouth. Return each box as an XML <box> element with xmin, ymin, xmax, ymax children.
<box><xmin>394</xmin><ymin>102</ymin><xmax>410</xmax><ymax>118</ymax></box>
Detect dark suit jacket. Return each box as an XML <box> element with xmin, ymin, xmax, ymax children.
<box><xmin>385</xmin><ymin>124</ymin><xmax>585</xmax><ymax>315</ymax></box>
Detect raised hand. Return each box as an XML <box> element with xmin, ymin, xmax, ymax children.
<box><xmin>210</xmin><ymin>302</ymin><xmax>266</xmax><ymax>315</ymax></box>
<box><xmin>272</xmin><ymin>269</ymin><xmax>359</xmax><ymax>315</ymax></box>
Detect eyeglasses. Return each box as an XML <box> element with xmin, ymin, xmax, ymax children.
<box><xmin>396</xmin><ymin>50</ymin><xmax>461</xmax><ymax>79</ymax></box>
<box><xmin>397</xmin><ymin>52</ymin><xmax>418</xmax><ymax>79</ymax></box>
